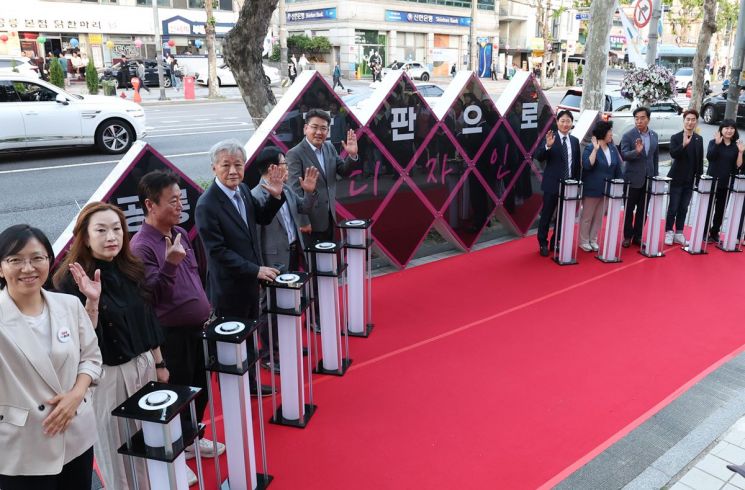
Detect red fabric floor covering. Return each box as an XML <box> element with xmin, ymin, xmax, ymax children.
<box><xmin>189</xmin><ymin>238</ymin><xmax>745</xmax><ymax>489</ymax></box>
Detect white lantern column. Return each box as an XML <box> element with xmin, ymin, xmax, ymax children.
<box><xmin>719</xmin><ymin>174</ymin><xmax>745</xmax><ymax>252</ymax></box>
<box><xmin>685</xmin><ymin>175</ymin><xmax>715</xmax><ymax>255</ymax></box>
<box><xmin>265</xmin><ymin>272</ymin><xmax>317</xmax><ymax>428</ymax></box>
<box><xmin>202</xmin><ymin>318</ymin><xmax>272</xmax><ymax>490</ymax></box>
<box><xmin>597</xmin><ymin>178</ymin><xmax>627</xmax><ymax>263</ymax></box>
<box><xmin>305</xmin><ymin>241</ymin><xmax>352</xmax><ymax>376</ymax></box>
<box><xmin>112</xmin><ymin>381</ymin><xmax>205</xmax><ymax>490</ymax></box>
<box><xmin>338</xmin><ymin>219</ymin><xmax>374</xmax><ymax>338</ymax></box>
<box><xmin>641</xmin><ymin>176</ymin><xmax>671</xmax><ymax>258</ymax></box>
<box><xmin>553</xmin><ymin>179</ymin><xmax>582</xmax><ymax>265</ymax></box>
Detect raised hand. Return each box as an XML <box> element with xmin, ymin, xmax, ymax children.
<box><xmin>164</xmin><ymin>233</ymin><xmax>186</xmax><ymax>265</ymax></box>
<box><xmin>261</xmin><ymin>164</ymin><xmax>285</xmax><ymax>198</ymax></box>
<box><xmin>715</xmin><ymin>130</ymin><xmax>723</xmax><ymax>145</ymax></box>
<box><xmin>299</xmin><ymin>166</ymin><xmax>319</xmax><ymax>193</ymax></box>
<box><xmin>682</xmin><ymin>132</ymin><xmax>692</xmax><ymax>147</ymax></box>
<box><xmin>340</xmin><ymin>129</ymin><xmax>358</xmax><ymax>157</ymax></box>
<box><xmin>69</xmin><ymin>262</ymin><xmax>100</xmax><ymax>303</ymax></box>
<box><xmin>738</xmin><ymin>140</ymin><xmax>745</xmax><ymax>153</ymax></box>
<box><xmin>546</xmin><ymin>129</ymin><xmax>555</xmax><ymax>148</ymax></box>
<box><xmin>635</xmin><ymin>138</ymin><xmax>644</xmax><ymax>154</ymax></box>
<box><xmin>591</xmin><ymin>136</ymin><xmax>599</xmax><ymax>150</ymax></box>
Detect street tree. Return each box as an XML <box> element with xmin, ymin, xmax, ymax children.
<box><xmin>690</xmin><ymin>0</ymin><xmax>717</xmax><ymax>110</ymax></box>
<box><xmin>667</xmin><ymin>0</ymin><xmax>703</xmax><ymax>43</ymax></box>
<box><xmin>224</xmin><ymin>0</ymin><xmax>278</xmax><ymax>127</ymax></box>
<box><xmin>713</xmin><ymin>0</ymin><xmax>739</xmax><ymax>77</ymax></box>
<box><xmin>580</xmin><ymin>0</ymin><xmax>615</xmax><ymax>111</ymax></box>
<box><xmin>205</xmin><ymin>0</ymin><xmax>220</xmax><ymax>98</ymax></box>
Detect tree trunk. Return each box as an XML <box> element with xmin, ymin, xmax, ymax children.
<box><xmin>537</xmin><ymin>0</ymin><xmax>550</xmax><ymax>87</ymax></box>
<box><xmin>691</xmin><ymin>0</ymin><xmax>717</xmax><ymax>110</ymax></box>
<box><xmin>205</xmin><ymin>0</ymin><xmax>220</xmax><ymax>98</ymax></box>
<box><xmin>645</xmin><ymin>0</ymin><xmax>663</xmax><ymax>66</ymax></box>
<box><xmin>224</xmin><ymin>0</ymin><xmax>278</xmax><ymax>128</ymax></box>
<box><xmin>580</xmin><ymin>0</ymin><xmax>615</xmax><ymax>111</ymax></box>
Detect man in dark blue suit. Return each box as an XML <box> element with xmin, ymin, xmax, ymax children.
<box><xmin>534</xmin><ymin>110</ymin><xmax>581</xmax><ymax>257</ymax></box>
<box><xmin>196</xmin><ymin>139</ymin><xmax>286</xmax><ymax>396</ymax></box>
<box><xmin>620</xmin><ymin>106</ymin><xmax>659</xmax><ymax>247</ymax></box>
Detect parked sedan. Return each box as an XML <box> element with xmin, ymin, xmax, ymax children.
<box><xmin>101</xmin><ymin>59</ymin><xmax>173</xmax><ymax>88</ymax></box>
<box><xmin>674</xmin><ymin>67</ymin><xmax>711</xmax><ymax>93</ymax></box>
<box><xmin>608</xmin><ymin>98</ymin><xmax>684</xmax><ymax>146</ymax></box>
<box><xmin>0</xmin><ymin>75</ymin><xmax>146</xmax><ymax>154</ymax></box>
<box><xmin>196</xmin><ymin>64</ymin><xmax>280</xmax><ymax>87</ymax></box>
<box><xmin>700</xmin><ymin>92</ymin><xmax>745</xmax><ymax>125</ymax></box>
<box><xmin>381</xmin><ymin>61</ymin><xmax>431</xmax><ymax>81</ymax></box>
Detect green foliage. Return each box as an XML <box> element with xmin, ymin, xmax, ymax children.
<box><xmin>85</xmin><ymin>59</ymin><xmax>99</xmax><ymax>95</ymax></box>
<box><xmin>566</xmin><ymin>69</ymin><xmax>575</xmax><ymax>87</ymax></box>
<box><xmin>576</xmin><ymin>64</ymin><xmax>583</xmax><ymax>77</ymax></box>
<box><xmin>102</xmin><ymin>79</ymin><xmax>117</xmax><ymax>96</ymax></box>
<box><xmin>717</xmin><ymin>0</ymin><xmax>739</xmax><ymax>31</ymax></box>
<box><xmin>49</xmin><ymin>60</ymin><xmax>65</xmax><ymax>89</ymax></box>
<box><xmin>270</xmin><ymin>44</ymin><xmax>280</xmax><ymax>62</ymax></box>
<box><xmin>10</xmin><ymin>58</ymin><xmax>18</xmax><ymax>73</ymax></box>
<box><xmin>287</xmin><ymin>35</ymin><xmax>331</xmax><ymax>57</ymax></box>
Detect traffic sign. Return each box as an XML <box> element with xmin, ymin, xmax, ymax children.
<box><xmin>634</xmin><ymin>0</ymin><xmax>653</xmax><ymax>29</ymax></box>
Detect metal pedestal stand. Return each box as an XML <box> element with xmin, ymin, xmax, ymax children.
<box><xmin>553</xmin><ymin>179</ymin><xmax>582</xmax><ymax>265</ymax></box>
<box><xmin>338</xmin><ymin>219</ymin><xmax>374</xmax><ymax>338</ymax></box>
<box><xmin>685</xmin><ymin>175</ymin><xmax>715</xmax><ymax>255</ymax></box>
<box><xmin>718</xmin><ymin>175</ymin><xmax>745</xmax><ymax>252</ymax></box>
<box><xmin>640</xmin><ymin>176</ymin><xmax>671</xmax><ymax>258</ymax></box>
<box><xmin>597</xmin><ymin>178</ymin><xmax>628</xmax><ymax>263</ymax></box>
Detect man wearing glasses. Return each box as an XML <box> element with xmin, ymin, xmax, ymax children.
<box><xmin>287</xmin><ymin>108</ymin><xmax>359</xmax><ymax>242</ymax></box>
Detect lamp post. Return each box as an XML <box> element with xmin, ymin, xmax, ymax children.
<box><xmin>152</xmin><ymin>0</ymin><xmax>167</xmax><ymax>101</ymax></box>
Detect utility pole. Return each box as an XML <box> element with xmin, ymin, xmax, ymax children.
<box><xmin>279</xmin><ymin>0</ymin><xmax>288</xmax><ymax>86</ymax></box>
<box><xmin>725</xmin><ymin>0</ymin><xmax>745</xmax><ymax>119</ymax></box>
<box><xmin>645</xmin><ymin>0</ymin><xmax>663</xmax><ymax>66</ymax></box>
<box><xmin>152</xmin><ymin>0</ymin><xmax>166</xmax><ymax>101</ymax></box>
<box><xmin>469</xmin><ymin>0</ymin><xmax>478</xmax><ymax>71</ymax></box>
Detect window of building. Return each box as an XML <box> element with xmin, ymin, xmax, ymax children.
<box><xmin>188</xmin><ymin>0</ymin><xmax>232</xmax><ymax>9</ymax></box>
<box><xmin>137</xmin><ymin>0</ymin><xmax>172</xmax><ymax>6</ymax></box>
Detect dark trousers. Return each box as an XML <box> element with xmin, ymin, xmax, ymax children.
<box><xmin>708</xmin><ymin>186</ymin><xmax>729</xmax><ymax>239</ymax></box>
<box><xmin>161</xmin><ymin>325</ymin><xmax>209</xmax><ymax>423</ymax></box>
<box><xmin>0</xmin><ymin>446</ymin><xmax>93</xmax><ymax>490</ymax></box>
<box><xmin>537</xmin><ymin>192</ymin><xmax>559</xmax><ymax>247</ymax></box>
<box><xmin>665</xmin><ymin>184</ymin><xmax>693</xmax><ymax>232</ymax></box>
<box><xmin>333</xmin><ymin>76</ymin><xmax>345</xmax><ymax>90</ymax></box>
<box><xmin>624</xmin><ymin>186</ymin><xmax>648</xmax><ymax>241</ymax></box>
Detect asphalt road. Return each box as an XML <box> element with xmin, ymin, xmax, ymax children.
<box><xmin>0</xmin><ymin>81</ymin><xmax>720</xmax><ymax>246</ymax></box>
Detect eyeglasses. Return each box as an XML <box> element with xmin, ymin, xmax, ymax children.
<box><xmin>3</xmin><ymin>255</ymin><xmax>49</xmax><ymax>269</ymax></box>
<box><xmin>307</xmin><ymin>124</ymin><xmax>329</xmax><ymax>133</ymax></box>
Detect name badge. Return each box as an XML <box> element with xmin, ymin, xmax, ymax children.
<box><xmin>57</xmin><ymin>327</ymin><xmax>71</xmax><ymax>343</ymax></box>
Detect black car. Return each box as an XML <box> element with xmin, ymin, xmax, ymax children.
<box><xmin>101</xmin><ymin>59</ymin><xmax>173</xmax><ymax>88</ymax></box>
<box><xmin>700</xmin><ymin>92</ymin><xmax>745</xmax><ymax>125</ymax></box>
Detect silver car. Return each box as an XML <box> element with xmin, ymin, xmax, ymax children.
<box><xmin>382</xmin><ymin>61</ymin><xmax>431</xmax><ymax>81</ymax></box>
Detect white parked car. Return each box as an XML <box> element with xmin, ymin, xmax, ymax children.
<box><xmin>674</xmin><ymin>67</ymin><xmax>711</xmax><ymax>93</ymax></box>
<box><xmin>382</xmin><ymin>61</ymin><xmax>431</xmax><ymax>81</ymax></box>
<box><xmin>0</xmin><ymin>56</ymin><xmax>41</xmax><ymax>78</ymax></box>
<box><xmin>0</xmin><ymin>75</ymin><xmax>146</xmax><ymax>154</ymax></box>
<box><xmin>609</xmin><ymin>97</ymin><xmax>684</xmax><ymax>146</ymax></box>
<box><xmin>196</xmin><ymin>64</ymin><xmax>280</xmax><ymax>87</ymax></box>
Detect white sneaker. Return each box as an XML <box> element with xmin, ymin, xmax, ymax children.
<box><xmin>186</xmin><ymin>466</ymin><xmax>198</xmax><ymax>486</ymax></box>
<box><xmin>673</xmin><ymin>233</ymin><xmax>687</xmax><ymax>245</ymax></box>
<box><xmin>185</xmin><ymin>438</ymin><xmax>226</xmax><ymax>459</ymax></box>
<box><xmin>579</xmin><ymin>243</ymin><xmax>593</xmax><ymax>252</ymax></box>
<box><xmin>590</xmin><ymin>241</ymin><xmax>599</xmax><ymax>251</ymax></box>
<box><xmin>664</xmin><ymin>231</ymin><xmax>674</xmax><ymax>245</ymax></box>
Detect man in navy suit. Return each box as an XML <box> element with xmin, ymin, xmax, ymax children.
<box><xmin>196</xmin><ymin>139</ymin><xmax>286</xmax><ymax>396</ymax></box>
<box><xmin>665</xmin><ymin>109</ymin><xmax>704</xmax><ymax>246</ymax></box>
<box><xmin>620</xmin><ymin>106</ymin><xmax>659</xmax><ymax>247</ymax></box>
<box><xmin>534</xmin><ymin>110</ymin><xmax>582</xmax><ymax>257</ymax></box>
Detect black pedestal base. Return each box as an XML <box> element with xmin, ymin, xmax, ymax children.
<box><xmin>270</xmin><ymin>403</ymin><xmax>316</xmax><ymax>429</ymax></box>
<box><xmin>345</xmin><ymin>323</ymin><xmax>374</xmax><ymax>338</ymax></box>
<box><xmin>639</xmin><ymin>247</ymin><xmax>665</xmax><ymax>258</ymax></box>
<box><xmin>220</xmin><ymin>473</ymin><xmax>273</xmax><ymax>489</ymax></box>
<box><xmin>314</xmin><ymin>358</ymin><xmax>352</xmax><ymax>376</ymax></box>
<box><xmin>683</xmin><ymin>246</ymin><xmax>708</xmax><ymax>255</ymax></box>
<box><xmin>717</xmin><ymin>245</ymin><xmax>743</xmax><ymax>253</ymax></box>
<box><xmin>551</xmin><ymin>257</ymin><xmax>578</xmax><ymax>266</ymax></box>
<box><xmin>595</xmin><ymin>255</ymin><xmax>622</xmax><ymax>263</ymax></box>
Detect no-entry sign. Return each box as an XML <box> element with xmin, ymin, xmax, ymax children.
<box><xmin>634</xmin><ymin>0</ymin><xmax>653</xmax><ymax>29</ymax></box>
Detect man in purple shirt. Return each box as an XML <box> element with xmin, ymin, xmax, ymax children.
<box><xmin>130</xmin><ymin>170</ymin><xmax>224</xmax><ymax>486</ymax></box>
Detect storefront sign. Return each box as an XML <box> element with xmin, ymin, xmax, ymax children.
<box><xmin>384</xmin><ymin>10</ymin><xmax>471</xmax><ymax>26</ymax></box>
<box><xmin>162</xmin><ymin>16</ymin><xmax>235</xmax><ymax>37</ymax></box>
<box><xmin>575</xmin><ymin>13</ymin><xmax>590</xmax><ymax>20</ymax></box>
<box><xmin>286</xmin><ymin>8</ymin><xmax>337</xmax><ymax>22</ymax></box>
<box><xmin>89</xmin><ymin>34</ymin><xmax>103</xmax><ymax>44</ymax></box>
<box><xmin>0</xmin><ymin>17</ymin><xmax>103</xmax><ymax>32</ymax></box>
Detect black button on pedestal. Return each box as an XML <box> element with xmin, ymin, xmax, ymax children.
<box><xmin>38</xmin><ymin>404</ymin><xmax>45</xmax><ymax>411</ymax></box>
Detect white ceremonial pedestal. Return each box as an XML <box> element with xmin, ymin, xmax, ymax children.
<box><xmin>597</xmin><ymin>178</ymin><xmax>627</xmax><ymax>263</ymax></box>
<box><xmin>641</xmin><ymin>176</ymin><xmax>671</xmax><ymax>258</ymax></box>
<box><xmin>553</xmin><ymin>179</ymin><xmax>582</xmax><ymax>265</ymax></box>
<box><xmin>685</xmin><ymin>175</ymin><xmax>715</xmax><ymax>255</ymax></box>
<box><xmin>338</xmin><ymin>219</ymin><xmax>374</xmax><ymax>338</ymax></box>
<box><xmin>112</xmin><ymin>382</ymin><xmax>205</xmax><ymax>490</ymax></box>
<box><xmin>202</xmin><ymin>319</ymin><xmax>272</xmax><ymax>490</ymax></box>
<box><xmin>718</xmin><ymin>174</ymin><xmax>745</xmax><ymax>252</ymax></box>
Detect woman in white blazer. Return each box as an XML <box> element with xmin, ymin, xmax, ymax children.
<box><xmin>0</xmin><ymin>224</ymin><xmax>102</xmax><ymax>489</ymax></box>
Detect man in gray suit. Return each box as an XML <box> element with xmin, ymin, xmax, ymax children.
<box><xmin>286</xmin><ymin>108</ymin><xmax>359</xmax><ymax>243</ymax></box>
<box><xmin>620</xmin><ymin>106</ymin><xmax>659</xmax><ymax>247</ymax></box>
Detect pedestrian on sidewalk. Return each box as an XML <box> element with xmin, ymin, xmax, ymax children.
<box><xmin>167</xmin><ymin>55</ymin><xmax>181</xmax><ymax>90</ymax></box>
<box><xmin>451</xmin><ymin>63</ymin><xmax>456</xmax><ymax>78</ymax></box>
<box><xmin>332</xmin><ymin>63</ymin><xmax>345</xmax><ymax>91</ymax></box>
<box><xmin>135</xmin><ymin>61</ymin><xmax>151</xmax><ymax>94</ymax></box>
<box><xmin>491</xmin><ymin>59</ymin><xmax>497</xmax><ymax>81</ymax></box>
<box><xmin>664</xmin><ymin>109</ymin><xmax>703</xmax><ymax>246</ymax></box>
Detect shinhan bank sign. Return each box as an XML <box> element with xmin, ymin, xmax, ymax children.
<box><xmin>286</xmin><ymin>8</ymin><xmax>337</xmax><ymax>22</ymax></box>
<box><xmin>385</xmin><ymin>9</ymin><xmax>471</xmax><ymax>26</ymax></box>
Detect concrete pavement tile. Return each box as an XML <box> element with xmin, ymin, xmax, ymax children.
<box><xmin>669</xmin><ymin>482</ymin><xmax>695</xmax><ymax>490</ymax></box>
<box><xmin>679</xmin><ymin>467</ymin><xmax>727</xmax><ymax>490</ymax></box>
<box><xmin>723</xmin><ymin>484</ymin><xmax>743</xmax><ymax>490</ymax></box>
<box><xmin>724</xmin><ymin>428</ymin><xmax>745</xmax><ymax>446</ymax></box>
<box><xmin>727</xmin><ymin>475</ymin><xmax>745</xmax><ymax>490</ymax></box>
<box><xmin>714</xmin><ymin>442</ymin><xmax>734</xmax><ymax>457</ymax></box>
<box><xmin>716</xmin><ymin>442</ymin><xmax>745</xmax><ymax>465</ymax></box>
<box><xmin>697</xmin><ymin>454</ymin><xmax>739</xmax><ymax>481</ymax></box>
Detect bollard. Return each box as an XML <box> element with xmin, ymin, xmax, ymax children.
<box><xmin>183</xmin><ymin>75</ymin><xmax>195</xmax><ymax>100</ymax></box>
<box><xmin>131</xmin><ymin>78</ymin><xmax>141</xmax><ymax>104</ymax></box>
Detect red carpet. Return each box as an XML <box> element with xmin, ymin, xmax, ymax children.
<box><xmin>191</xmin><ymin>237</ymin><xmax>745</xmax><ymax>489</ymax></box>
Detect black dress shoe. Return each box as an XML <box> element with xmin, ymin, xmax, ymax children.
<box><xmin>250</xmin><ymin>384</ymin><xmax>275</xmax><ymax>397</ymax></box>
<box><xmin>539</xmin><ymin>245</ymin><xmax>549</xmax><ymax>257</ymax></box>
<box><xmin>260</xmin><ymin>359</ymin><xmax>281</xmax><ymax>374</ymax></box>
<box><xmin>632</xmin><ymin>238</ymin><xmax>642</xmax><ymax>246</ymax></box>
<box><xmin>622</xmin><ymin>238</ymin><xmax>631</xmax><ymax>248</ymax></box>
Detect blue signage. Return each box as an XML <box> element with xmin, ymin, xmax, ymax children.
<box><xmin>287</xmin><ymin>8</ymin><xmax>337</xmax><ymax>22</ymax></box>
<box><xmin>575</xmin><ymin>12</ymin><xmax>590</xmax><ymax>20</ymax></box>
<box><xmin>385</xmin><ymin>10</ymin><xmax>471</xmax><ymax>26</ymax></box>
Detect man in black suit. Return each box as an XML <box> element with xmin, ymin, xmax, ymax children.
<box><xmin>665</xmin><ymin>109</ymin><xmax>704</xmax><ymax>246</ymax></box>
<box><xmin>286</xmin><ymin>108</ymin><xmax>359</xmax><ymax>242</ymax></box>
<box><xmin>620</xmin><ymin>106</ymin><xmax>659</xmax><ymax>247</ymax></box>
<box><xmin>195</xmin><ymin>139</ymin><xmax>286</xmax><ymax>396</ymax></box>
<box><xmin>533</xmin><ymin>110</ymin><xmax>581</xmax><ymax>257</ymax></box>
